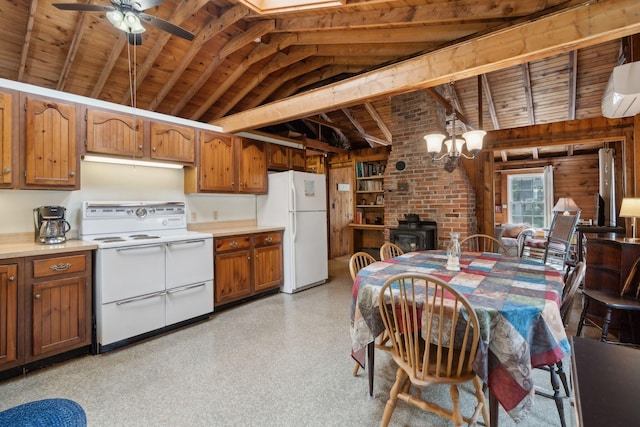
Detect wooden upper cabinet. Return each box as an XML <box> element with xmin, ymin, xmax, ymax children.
<box><xmin>268</xmin><ymin>143</ymin><xmax>289</xmax><ymax>170</ymax></box>
<box><xmin>86</xmin><ymin>109</ymin><xmax>143</xmax><ymax>157</ymax></box>
<box><xmin>238</xmin><ymin>138</ymin><xmax>267</xmax><ymax>194</ymax></box>
<box><xmin>267</xmin><ymin>144</ymin><xmax>306</xmax><ymax>171</ymax></box>
<box><xmin>191</xmin><ymin>129</ymin><xmax>236</xmax><ymax>192</ymax></box>
<box><xmin>0</xmin><ymin>91</ymin><xmax>15</xmax><ymax>187</ymax></box>
<box><xmin>290</xmin><ymin>148</ymin><xmax>306</xmax><ymax>171</ymax></box>
<box><xmin>24</xmin><ymin>96</ymin><xmax>78</xmax><ymax>189</ymax></box>
<box><xmin>150</xmin><ymin>122</ymin><xmax>195</xmax><ymax>164</ymax></box>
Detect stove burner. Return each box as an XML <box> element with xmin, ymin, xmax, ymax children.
<box><xmin>94</xmin><ymin>237</ymin><xmax>126</xmax><ymax>242</ymax></box>
<box><xmin>129</xmin><ymin>234</ymin><xmax>160</xmax><ymax>240</ymax></box>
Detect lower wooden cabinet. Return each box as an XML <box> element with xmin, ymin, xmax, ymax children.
<box><xmin>214</xmin><ymin>231</ymin><xmax>283</xmax><ymax>307</ymax></box>
<box><xmin>0</xmin><ymin>262</ymin><xmax>19</xmax><ymax>370</ymax></box>
<box><xmin>0</xmin><ymin>250</ymin><xmax>92</xmax><ymax>377</ymax></box>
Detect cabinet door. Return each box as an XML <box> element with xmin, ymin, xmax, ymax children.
<box><xmin>290</xmin><ymin>148</ymin><xmax>306</xmax><ymax>171</ymax></box>
<box><xmin>30</xmin><ymin>276</ymin><xmax>88</xmax><ymax>357</ymax></box>
<box><xmin>267</xmin><ymin>143</ymin><xmax>289</xmax><ymax>170</ymax></box>
<box><xmin>0</xmin><ymin>264</ymin><xmax>18</xmax><ymax>367</ymax></box>
<box><xmin>150</xmin><ymin>122</ymin><xmax>195</xmax><ymax>164</ymax></box>
<box><xmin>24</xmin><ymin>97</ymin><xmax>77</xmax><ymax>188</ymax></box>
<box><xmin>0</xmin><ymin>92</ymin><xmax>14</xmax><ymax>187</ymax></box>
<box><xmin>86</xmin><ymin>109</ymin><xmax>143</xmax><ymax>157</ymax></box>
<box><xmin>254</xmin><ymin>244</ymin><xmax>283</xmax><ymax>292</ymax></box>
<box><xmin>238</xmin><ymin>138</ymin><xmax>267</xmax><ymax>194</ymax></box>
<box><xmin>214</xmin><ymin>250</ymin><xmax>251</xmax><ymax>306</ymax></box>
<box><xmin>199</xmin><ymin>130</ymin><xmax>236</xmax><ymax>192</ymax></box>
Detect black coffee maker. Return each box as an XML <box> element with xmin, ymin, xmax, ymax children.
<box><xmin>33</xmin><ymin>206</ymin><xmax>71</xmax><ymax>244</ymax></box>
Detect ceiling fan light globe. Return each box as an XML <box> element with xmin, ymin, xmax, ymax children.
<box><xmin>124</xmin><ymin>12</ymin><xmax>145</xmax><ymax>33</ymax></box>
<box><xmin>106</xmin><ymin>10</ymin><xmax>124</xmax><ymax>27</ymax></box>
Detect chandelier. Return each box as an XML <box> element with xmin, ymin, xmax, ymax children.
<box><xmin>424</xmin><ymin>82</ymin><xmax>486</xmax><ymax>172</ymax></box>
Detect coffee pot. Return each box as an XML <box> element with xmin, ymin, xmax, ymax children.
<box><xmin>33</xmin><ymin>206</ymin><xmax>71</xmax><ymax>244</ymax></box>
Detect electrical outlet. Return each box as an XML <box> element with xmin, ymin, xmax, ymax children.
<box><xmin>213</xmin><ymin>210</ymin><xmax>218</xmax><ymax>220</ymax></box>
<box><xmin>190</xmin><ymin>212</ymin><xmax>197</xmax><ymax>221</ymax></box>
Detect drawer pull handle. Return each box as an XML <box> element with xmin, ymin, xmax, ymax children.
<box><xmin>229</xmin><ymin>241</ymin><xmax>238</xmax><ymax>248</ymax></box>
<box><xmin>265</xmin><ymin>237</ymin><xmax>273</xmax><ymax>243</ymax></box>
<box><xmin>50</xmin><ymin>263</ymin><xmax>71</xmax><ymax>272</ymax></box>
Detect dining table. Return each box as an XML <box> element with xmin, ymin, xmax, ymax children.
<box><xmin>350</xmin><ymin>250</ymin><xmax>569</xmax><ymax>426</ymax></box>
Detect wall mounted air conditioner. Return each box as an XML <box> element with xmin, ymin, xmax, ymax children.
<box><xmin>601</xmin><ymin>61</ymin><xmax>640</xmax><ymax>118</ymax></box>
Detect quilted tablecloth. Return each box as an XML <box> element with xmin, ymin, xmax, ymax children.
<box><xmin>350</xmin><ymin>250</ymin><xmax>569</xmax><ymax>422</ymax></box>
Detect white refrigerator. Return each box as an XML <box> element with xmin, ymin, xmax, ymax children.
<box><xmin>256</xmin><ymin>170</ymin><xmax>328</xmax><ymax>293</ymax></box>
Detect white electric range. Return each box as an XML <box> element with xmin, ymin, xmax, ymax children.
<box><xmin>79</xmin><ymin>201</ymin><xmax>213</xmax><ymax>353</ymax></box>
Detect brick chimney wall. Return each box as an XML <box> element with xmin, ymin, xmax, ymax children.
<box><xmin>384</xmin><ymin>90</ymin><xmax>477</xmax><ymax>249</ymax></box>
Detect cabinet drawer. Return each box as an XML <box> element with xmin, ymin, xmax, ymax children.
<box><xmin>32</xmin><ymin>254</ymin><xmax>87</xmax><ymax>278</ymax></box>
<box><xmin>254</xmin><ymin>232</ymin><xmax>282</xmax><ymax>247</ymax></box>
<box><xmin>215</xmin><ymin>236</ymin><xmax>251</xmax><ymax>252</ymax></box>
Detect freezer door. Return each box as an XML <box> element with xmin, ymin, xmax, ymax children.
<box><xmin>291</xmin><ymin>171</ymin><xmax>326</xmax><ymax>212</ymax></box>
<box><xmin>286</xmin><ymin>210</ymin><xmax>328</xmax><ymax>292</ymax></box>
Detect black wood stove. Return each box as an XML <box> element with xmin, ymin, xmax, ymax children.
<box><xmin>390</xmin><ymin>219</ymin><xmax>438</xmax><ymax>252</ymax></box>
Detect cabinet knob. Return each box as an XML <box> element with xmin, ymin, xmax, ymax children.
<box><xmin>138</xmin><ymin>145</ymin><xmax>143</xmax><ymax>150</ymax></box>
<box><xmin>34</xmin><ymin>294</ymin><xmax>41</xmax><ymax>300</ymax></box>
<box><xmin>3</xmin><ymin>168</ymin><xmax>9</xmax><ymax>174</ymax></box>
<box><xmin>69</xmin><ymin>171</ymin><xmax>75</xmax><ymax>177</ymax></box>
<box><xmin>229</xmin><ymin>241</ymin><xmax>238</xmax><ymax>248</ymax></box>
<box><xmin>152</xmin><ymin>147</ymin><xmax>157</xmax><ymax>152</ymax></box>
<box><xmin>8</xmin><ymin>275</ymin><xmax>15</xmax><ymax>281</ymax></box>
<box><xmin>265</xmin><ymin>237</ymin><xmax>273</xmax><ymax>243</ymax></box>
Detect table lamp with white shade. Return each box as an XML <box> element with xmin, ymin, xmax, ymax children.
<box><xmin>552</xmin><ymin>197</ymin><xmax>581</xmax><ymax>215</ymax></box>
<box><xmin>619</xmin><ymin>197</ymin><xmax>640</xmax><ymax>241</ymax></box>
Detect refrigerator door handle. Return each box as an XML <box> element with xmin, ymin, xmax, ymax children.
<box><xmin>291</xmin><ymin>175</ymin><xmax>297</xmax><ymax>212</ymax></box>
<box><xmin>292</xmin><ymin>211</ymin><xmax>297</xmax><ymax>241</ymax></box>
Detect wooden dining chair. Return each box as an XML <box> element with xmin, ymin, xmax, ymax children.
<box><xmin>349</xmin><ymin>251</ymin><xmax>385</xmax><ymax>376</ymax></box>
<box><xmin>576</xmin><ymin>255</ymin><xmax>640</xmax><ymax>345</ymax></box>
<box><xmin>460</xmin><ymin>233</ymin><xmax>509</xmax><ymax>254</ymax></box>
<box><xmin>379</xmin><ymin>242</ymin><xmax>404</xmax><ymax>260</ymax></box>
<box><xmin>535</xmin><ymin>261</ymin><xmax>586</xmax><ymax>427</ymax></box>
<box><xmin>378</xmin><ymin>272</ymin><xmax>489</xmax><ymax>427</ymax></box>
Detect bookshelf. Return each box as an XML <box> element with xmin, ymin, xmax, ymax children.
<box><xmin>351</xmin><ymin>156</ymin><xmax>387</xmax><ymax>259</ymax></box>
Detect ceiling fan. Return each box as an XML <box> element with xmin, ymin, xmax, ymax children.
<box><xmin>53</xmin><ymin>0</ymin><xmax>195</xmax><ymax>45</ymax></box>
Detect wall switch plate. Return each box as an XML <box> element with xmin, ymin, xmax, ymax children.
<box><xmin>398</xmin><ymin>182</ymin><xmax>408</xmax><ymax>191</ymax></box>
<box><xmin>213</xmin><ymin>210</ymin><xmax>218</xmax><ymax>220</ymax></box>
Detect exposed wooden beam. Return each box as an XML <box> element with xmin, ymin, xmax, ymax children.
<box><xmin>121</xmin><ymin>0</ymin><xmax>211</xmax><ymax>105</ymax></box>
<box><xmin>424</xmin><ymin>87</ymin><xmax>473</xmax><ymax>129</ymax></box>
<box><xmin>214</xmin><ymin>0</ymin><xmax>640</xmax><ymax>133</ymax></box>
<box><xmin>91</xmin><ymin>36</ymin><xmax>126</xmax><ymax>99</ymax></box>
<box><xmin>306</xmin><ymin>115</ymin><xmax>390</xmax><ymax>146</ymax></box>
<box><xmin>18</xmin><ymin>0</ymin><xmax>38</xmax><ymax>82</ymax></box>
<box><xmin>364</xmin><ymin>102</ymin><xmax>392</xmax><ymax>143</ymax></box>
<box><xmin>211</xmin><ymin>45</ymin><xmax>317</xmax><ymax>119</ymax></box>
<box><xmin>567</xmin><ymin>51</ymin><xmax>578</xmax><ymax>120</ymax></box>
<box><xmin>273</xmin><ymin>1</ymin><xmax>568</xmax><ymax>32</ymax></box>
<box><xmin>341</xmin><ymin>107</ymin><xmax>375</xmax><ymax>147</ymax></box>
<box><xmin>147</xmin><ymin>4</ymin><xmax>250</xmax><ymax>111</ymax></box>
<box><xmin>521</xmin><ymin>63</ymin><xmax>535</xmax><ymax>125</ymax></box>
<box><xmin>481</xmin><ymin>75</ymin><xmax>500</xmax><ymax>130</ymax></box>
<box><xmin>57</xmin><ymin>7</ymin><xmax>88</xmax><ymax>91</ymax></box>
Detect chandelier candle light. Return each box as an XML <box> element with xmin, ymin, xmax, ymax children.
<box><xmin>620</xmin><ymin>197</ymin><xmax>640</xmax><ymax>241</ymax></box>
<box><xmin>424</xmin><ymin>82</ymin><xmax>486</xmax><ymax>171</ymax></box>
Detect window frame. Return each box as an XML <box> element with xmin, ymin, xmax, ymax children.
<box><xmin>507</xmin><ymin>172</ymin><xmax>550</xmax><ymax>228</ymax></box>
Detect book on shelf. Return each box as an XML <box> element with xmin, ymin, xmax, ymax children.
<box><xmin>355</xmin><ymin>209</ymin><xmax>363</xmax><ymax>224</ymax></box>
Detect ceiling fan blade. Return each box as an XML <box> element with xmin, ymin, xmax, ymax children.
<box><xmin>131</xmin><ymin>0</ymin><xmax>166</xmax><ymax>11</ymax></box>
<box><xmin>53</xmin><ymin>3</ymin><xmax>114</xmax><ymax>12</ymax></box>
<box><xmin>128</xmin><ymin>32</ymin><xmax>143</xmax><ymax>45</ymax></box>
<box><xmin>138</xmin><ymin>13</ymin><xmax>194</xmax><ymax>41</ymax></box>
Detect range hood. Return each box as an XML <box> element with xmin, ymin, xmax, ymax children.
<box><xmin>601</xmin><ymin>61</ymin><xmax>640</xmax><ymax>118</ymax></box>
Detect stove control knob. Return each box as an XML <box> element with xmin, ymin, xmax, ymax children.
<box><xmin>126</xmin><ymin>209</ymin><xmax>134</xmax><ymax>215</ymax></box>
<box><xmin>162</xmin><ymin>220</ymin><xmax>168</xmax><ymax>226</ymax></box>
<box><xmin>135</xmin><ymin>208</ymin><xmax>147</xmax><ymax>218</ymax></box>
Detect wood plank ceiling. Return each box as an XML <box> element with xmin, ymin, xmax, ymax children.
<box><xmin>0</xmin><ymin>0</ymin><xmax>638</xmax><ymax>159</ymax></box>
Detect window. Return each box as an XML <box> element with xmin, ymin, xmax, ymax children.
<box><xmin>508</xmin><ymin>173</ymin><xmax>546</xmax><ymax>228</ymax></box>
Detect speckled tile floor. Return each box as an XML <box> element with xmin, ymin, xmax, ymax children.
<box><xmin>0</xmin><ymin>258</ymin><xmax>594</xmax><ymax>426</ymax></box>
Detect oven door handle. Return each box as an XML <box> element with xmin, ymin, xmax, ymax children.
<box><xmin>115</xmin><ymin>244</ymin><xmax>164</xmax><ymax>252</ymax></box>
<box><xmin>115</xmin><ymin>291</ymin><xmax>165</xmax><ymax>305</ymax></box>
<box><xmin>166</xmin><ymin>282</ymin><xmax>207</xmax><ymax>294</ymax></box>
<box><xmin>167</xmin><ymin>239</ymin><xmax>207</xmax><ymax>247</ymax></box>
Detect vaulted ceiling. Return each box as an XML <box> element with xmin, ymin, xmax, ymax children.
<box><xmin>1</xmin><ymin>0</ymin><xmax>638</xmax><ymax>155</ymax></box>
